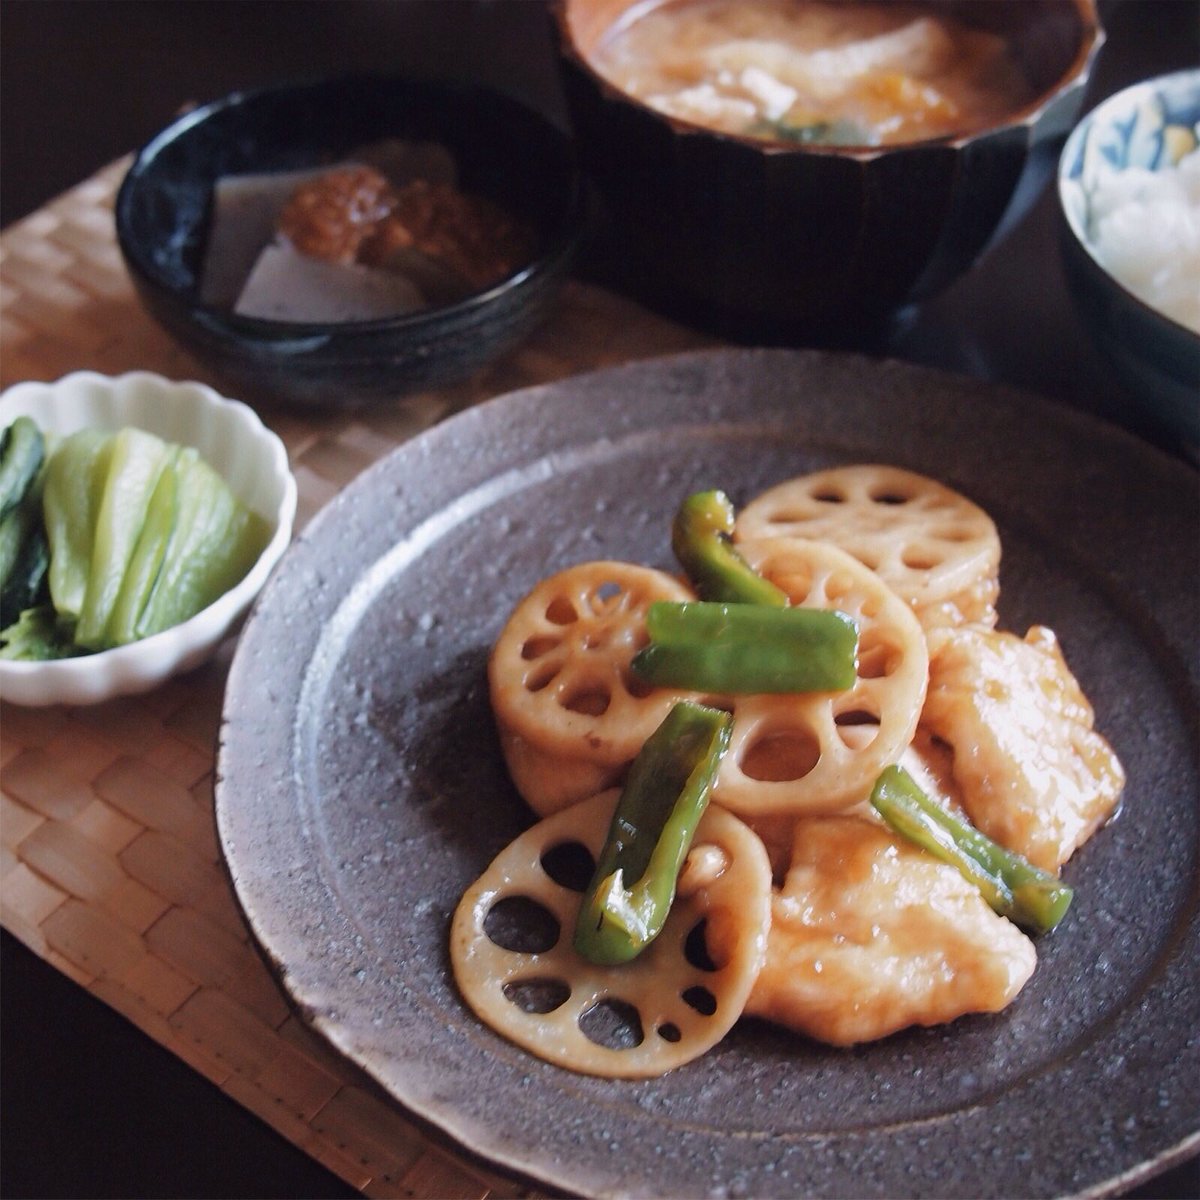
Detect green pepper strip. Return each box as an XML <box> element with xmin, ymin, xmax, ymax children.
<box><xmin>573</xmin><ymin>701</ymin><xmax>732</xmax><ymax>966</ymax></box>
<box><xmin>631</xmin><ymin>600</ymin><xmax>858</xmax><ymax>694</ymax></box>
<box><xmin>671</xmin><ymin>490</ymin><xmax>788</xmax><ymax>607</ymax></box>
<box><xmin>869</xmin><ymin>765</ymin><xmax>1074</xmax><ymax>935</ymax></box>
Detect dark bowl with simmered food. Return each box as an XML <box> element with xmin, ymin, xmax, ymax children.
<box><xmin>554</xmin><ymin>0</ymin><xmax>1102</xmax><ymax>344</ymax></box>
<box><xmin>116</xmin><ymin>75</ymin><xmax>584</xmax><ymax>410</ymax></box>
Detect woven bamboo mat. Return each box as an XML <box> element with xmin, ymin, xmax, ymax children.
<box><xmin>0</xmin><ymin>159</ymin><xmax>713</xmax><ymax>1198</ymax></box>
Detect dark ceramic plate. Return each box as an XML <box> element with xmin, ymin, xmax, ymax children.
<box><xmin>215</xmin><ymin>349</ymin><xmax>1199</xmax><ymax>1199</ymax></box>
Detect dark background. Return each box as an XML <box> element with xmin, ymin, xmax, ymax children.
<box><xmin>2</xmin><ymin>2</ymin><xmax>1198</xmax><ymax>1198</ymax></box>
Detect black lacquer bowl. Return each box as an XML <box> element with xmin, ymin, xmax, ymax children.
<box><xmin>116</xmin><ymin>76</ymin><xmax>584</xmax><ymax>410</ymax></box>
<box><xmin>554</xmin><ymin>0</ymin><xmax>1103</xmax><ymax>344</ymax></box>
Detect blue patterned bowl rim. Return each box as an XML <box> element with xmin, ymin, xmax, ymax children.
<box><xmin>1058</xmin><ymin>68</ymin><xmax>1200</xmax><ymax>338</ymax></box>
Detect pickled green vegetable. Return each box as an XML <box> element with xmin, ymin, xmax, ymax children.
<box><xmin>43</xmin><ymin>429</ymin><xmax>113</xmax><ymax>621</ymax></box>
<box><xmin>75</xmin><ymin>428</ymin><xmax>175</xmax><ymax>650</ymax></box>
<box><xmin>0</xmin><ymin>416</ymin><xmax>45</xmax><ymax>522</ymax></box>
<box><xmin>17</xmin><ymin>422</ymin><xmax>271</xmax><ymax>656</ymax></box>
<box><xmin>0</xmin><ymin>524</ymin><xmax>49</xmax><ymax>629</ymax></box>
<box><xmin>0</xmin><ymin>605</ymin><xmax>79</xmax><ymax>661</ymax></box>
<box><xmin>135</xmin><ymin>450</ymin><xmax>268</xmax><ymax>639</ymax></box>
<box><xmin>105</xmin><ymin>446</ymin><xmax>181</xmax><ymax>646</ymax></box>
<box><xmin>0</xmin><ymin>488</ymin><xmax>40</xmax><ymax>594</ymax></box>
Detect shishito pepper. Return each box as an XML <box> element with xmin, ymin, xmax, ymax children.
<box><xmin>671</xmin><ymin>489</ymin><xmax>788</xmax><ymax>606</ymax></box>
<box><xmin>631</xmin><ymin>600</ymin><xmax>858</xmax><ymax>694</ymax></box>
<box><xmin>574</xmin><ymin>701</ymin><xmax>732</xmax><ymax>965</ymax></box>
<box><xmin>869</xmin><ymin>764</ymin><xmax>1074</xmax><ymax>935</ymax></box>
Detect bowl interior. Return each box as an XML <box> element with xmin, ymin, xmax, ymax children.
<box><xmin>1056</xmin><ymin>69</ymin><xmax>1200</xmax><ymax>454</ymax></box>
<box><xmin>559</xmin><ymin>0</ymin><xmax>1099</xmax><ymax>149</ymax></box>
<box><xmin>1059</xmin><ymin>68</ymin><xmax>1200</xmax><ymax>251</ymax></box>
<box><xmin>117</xmin><ymin>75</ymin><xmax>580</xmax><ymax>309</ymax></box>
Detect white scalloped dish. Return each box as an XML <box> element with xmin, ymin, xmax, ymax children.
<box><xmin>0</xmin><ymin>371</ymin><xmax>296</xmax><ymax>706</ymax></box>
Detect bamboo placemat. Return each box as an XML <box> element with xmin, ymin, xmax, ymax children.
<box><xmin>0</xmin><ymin>159</ymin><xmax>712</xmax><ymax>1198</ymax></box>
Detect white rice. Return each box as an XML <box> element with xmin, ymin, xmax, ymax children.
<box><xmin>1086</xmin><ymin>146</ymin><xmax>1200</xmax><ymax>334</ymax></box>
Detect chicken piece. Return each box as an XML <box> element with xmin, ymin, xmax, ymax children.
<box><xmin>921</xmin><ymin>625</ymin><xmax>1124</xmax><ymax>872</ymax></box>
<box><xmin>745</xmin><ymin>815</ymin><xmax>1036</xmax><ymax>1046</ymax></box>
<box><xmin>898</xmin><ymin>725</ymin><xmax>967</xmax><ymax>820</ymax></box>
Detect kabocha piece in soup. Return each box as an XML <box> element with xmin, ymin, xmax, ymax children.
<box><xmin>489</xmin><ymin>561</ymin><xmax>700</xmax><ymax>817</ymax></box>
<box><xmin>451</xmin><ymin>789</ymin><xmax>772</xmax><ymax>1077</ymax></box>
<box><xmin>735</xmin><ymin>464</ymin><xmax>1001</xmax><ymax>631</ymax></box>
<box><xmin>920</xmin><ymin>624</ymin><xmax>1125</xmax><ymax>873</ymax></box>
<box><xmin>744</xmin><ymin>814</ymin><xmax>1037</xmax><ymax>1046</ymax></box>
<box><xmin>588</xmin><ymin>0</ymin><xmax>1035</xmax><ymax>147</ymax></box>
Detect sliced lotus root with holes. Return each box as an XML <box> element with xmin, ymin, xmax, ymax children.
<box><xmin>712</xmin><ymin>537</ymin><xmax>928</xmax><ymax>819</ymax></box>
<box><xmin>743</xmin><ymin>724</ymin><xmax>879</xmax><ymax>881</ymax></box>
<box><xmin>735</xmin><ymin>465</ymin><xmax>1001</xmax><ymax>631</ymax></box>
<box><xmin>920</xmin><ymin>624</ymin><xmax>1125</xmax><ymax>872</ymax></box>
<box><xmin>746</xmin><ymin>728</ymin><xmax>964</xmax><ymax>883</ymax></box>
<box><xmin>489</xmin><ymin>562</ymin><xmax>697</xmax><ymax>816</ymax></box>
<box><xmin>451</xmin><ymin>790</ymin><xmax>772</xmax><ymax>1078</ymax></box>
<box><xmin>744</xmin><ymin>815</ymin><xmax>1037</xmax><ymax>1046</ymax></box>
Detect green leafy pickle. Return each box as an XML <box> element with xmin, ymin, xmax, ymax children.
<box><xmin>0</xmin><ymin>605</ymin><xmax>80</xmax><ymax>661</ymax></box>
<box><xmin>76</xmin><ymin>427</ymin><xmax>175</xmax><ymax>650</ymax></box>
<box><xmin>135</xmin><ymin>450</ymin><xmax>269</xmax><ymax>639</ymax></box>
<box><xmin>105</xmin><ymin>445</ymin><xmax>181</xmax><ymax>646</ymax></box>
<box><xmin>0</xmin><ymin>416</ymin><xmax>45</xmax><ymax>522</ymax></box>
<box><xmin>43</xmin><ymin>429</ymin><xmax>114</xmax><ymax>621</ymax></box>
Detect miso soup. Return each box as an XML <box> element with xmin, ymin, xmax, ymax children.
<box><xmin>588</xmin><ymin>0</ymin><xmax>1035</xmax><ymax>146</ymax></box>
